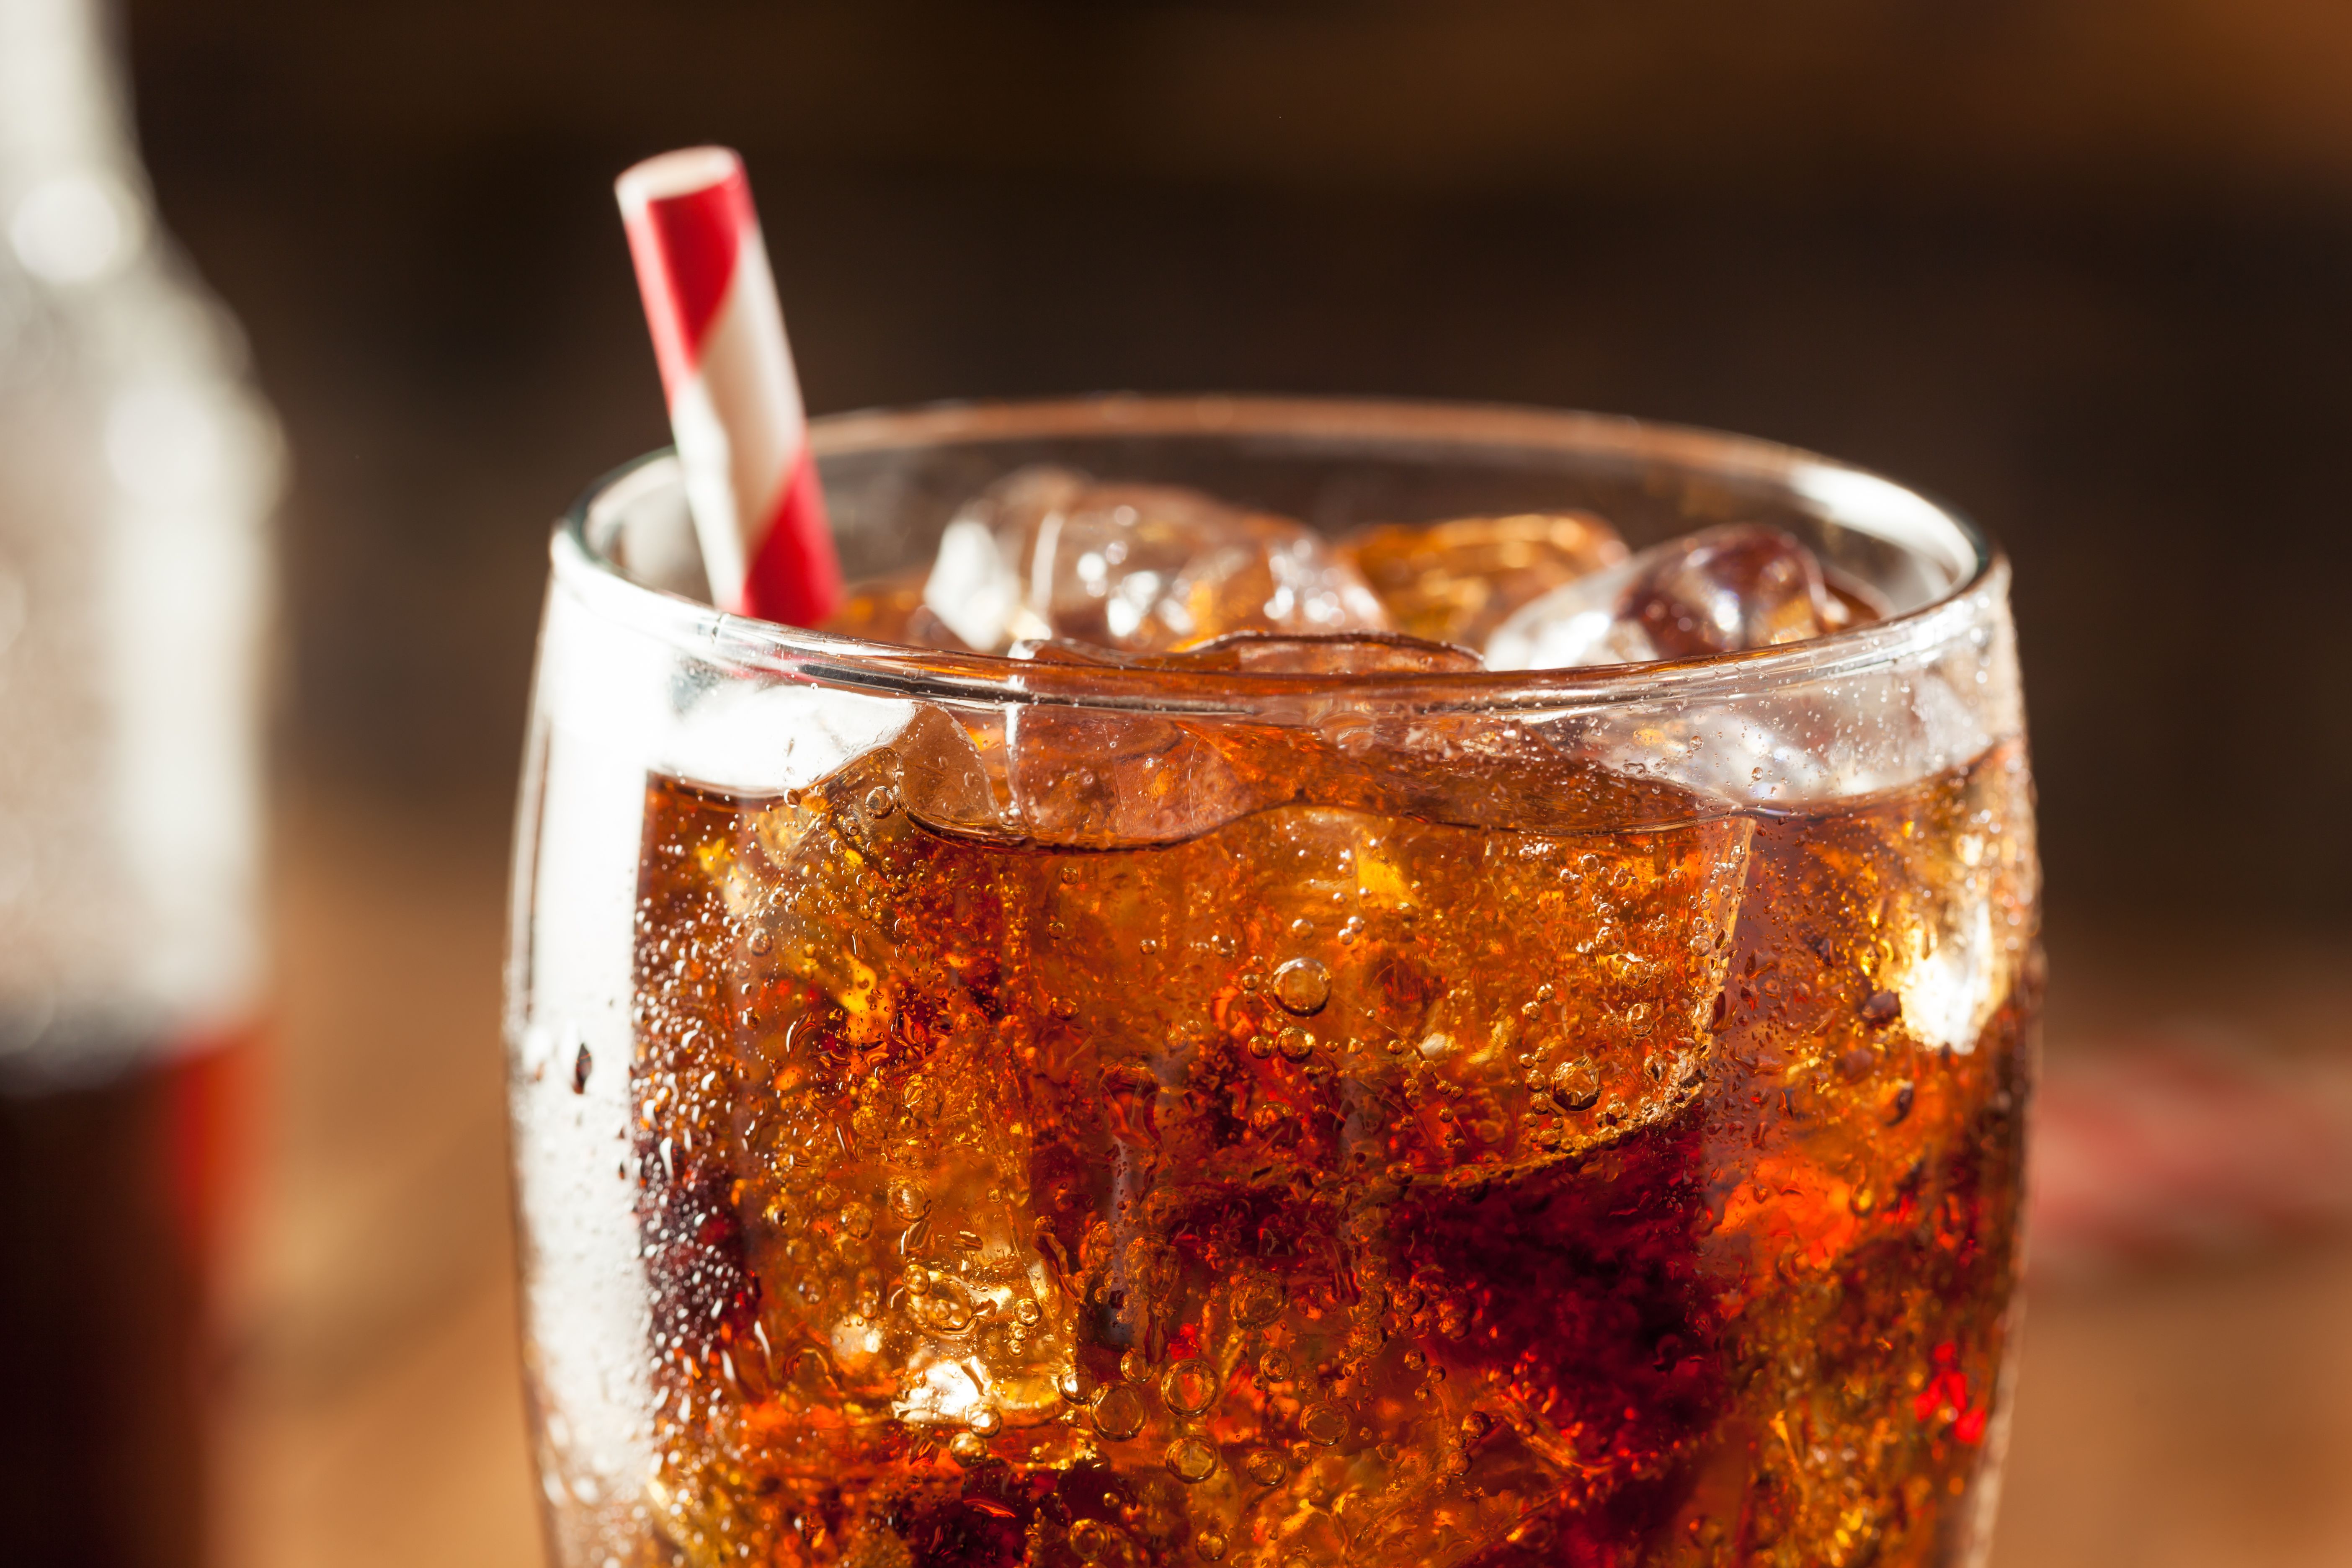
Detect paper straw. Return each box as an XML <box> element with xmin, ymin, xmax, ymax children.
<box><xmin>615</xmin><ymin>146</ymin><xmax>841</xmax><ymax>626</ymax></box>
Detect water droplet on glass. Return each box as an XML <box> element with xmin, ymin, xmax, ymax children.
<box><xmin>1091</xmin><ymin>1384</ymin><xmax>1147</xmax><ymax>1440</ymax></box>
<box><xmin>1166</xmin><ymin>1434</ymin><xmax>1218</xmax><ymax>1483</ymax></box>
<box><xmin>1550</xmin><ymin>1058</ymin><xmax>1601</xmax><ymax>1110</ymax></box>
<box><xmin>571</xmin><ymin>1044</ymin><xmax>593</xmax><ymax>1094</ymax></box>
<box><xmin>1161</xmin><ymin>1359</ymin><xmax>1220</xmax><ymax>1416</ymax></box>
<box><xmin>1272</xmin><ymin>957</ymin><xmax>1331</xmax><ymax>1016</ymax></box>
<box><xmin>1242</xmin><ymin>1449</ymin><xmax>1287</xmax><ymax>1487</ymax></box>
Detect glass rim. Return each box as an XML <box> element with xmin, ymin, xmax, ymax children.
<box><xmin>554</xmin><ymin>393</ymin><xmax>2006</xmax><ymax>717</ymax></box>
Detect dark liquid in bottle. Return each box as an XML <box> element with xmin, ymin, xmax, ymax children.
<box><xmin>0</xmin><ymin>1028</ymin><xmax>245</xmax><ymax>1568</ymax></box>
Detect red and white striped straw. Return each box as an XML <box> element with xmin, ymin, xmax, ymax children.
<box><xmin>615</xmin><ymin>147</ymin><xmax>842</xmax><ymax>627</ymax></box>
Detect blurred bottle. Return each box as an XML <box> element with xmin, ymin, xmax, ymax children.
<box><xmin>0</xmin><ymin>2</ymin><xmax>281</xmax><ymax>1565</ymax></box>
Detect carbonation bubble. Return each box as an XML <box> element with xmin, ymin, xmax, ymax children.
<box><xmin>967</xmin><ymin>1405</ymin><xmax>1003</xmax><ymax>1437</ymax></box>
<box><xmin>1242</xmin><ymin>1449</ymin><xmax>1287</xmax><ymax>1487</ymax></box>
<box><xmin>902</xmin><ymin>1076</ymin><xmax>943</xmax><ymax>1119</ymax></box>
<box><xmin>1069</xmin><ymin>1519</ymin><xmax>1114</xmax><ymax>1562</ymax></box>
<box><xmin>1015</xmin><ymin>1298</ymin><xmax>1043</xmax><ymax>1326</ymax></box>
<box><xmin>1277</xmin><ymin>1027</ymin><xmax>1313</xmax><ymax>1063</ymax></box>
<box><xmin>1231</xmin><ymin>1277</ymin><xmax>1284</xmax><ymax>1326</ymax></box>
<box><xmin>948</xmin><ymin>1431</ymin><xmax>987</xmax><ymax>1463</ymax></box>
<box><xmin>1161</xmin><ymin>1359</ymin><xmax>1220</xmax><ymax>1416</ymax></box>
<box><xmin>1246</xmin><ymin>1034</ymin><xmax>1277</xmax><ymax>1060</ymax></box>
<box><xmin>888</xmin><ymin>1181</ymin><xmax>932</xmax><ymax>1221</ymax></box>
<box><xmin>1299</xmin><ymin>1402</ymin><xmax>1349</xmax><ymax>1446</ymax></box>
<box><xmin>840</xmin><ymin>1202</ymin><xmax>875</xmax><ymax>1239</ymax></box>
<box><xmin>1195</xmin><ymin>1532</ymin><xmax>1228</xmax><ymax>1562</ymax></box>
<box><xmin>1255</xmin><ymin>1348</ymin><xmax>1294</xmax><ymax>1384</ymax></box>
<box><xmin>910</xmin><ymin>1279</ymin><xmax>974</xmax><ymax>1333</ymax></box>
<box><xmin>1057</xmin><ymin>1370</ymin><xmax>1086</xmax><ymax>1403</ymax></box>
<box><xmin>746</xmin><ymin>926</ymin><xmax>773</xmax><ymax>956</ymax></box>
<box><xmin>1165</xmin><ymin>1435</ymin><xmax>1218</xmax><ymax>1483</ymax></box>
<box><xmin>864</xmin><ymin>785</ymin><xmax>897</xmax><ymax>818</ymax></box>
<box><xmin>1272</xmin><ymin>957</ymin><xmax>1331</xmax><ymax>1016</ymax></box>
<box><xmin>1092</xmin><ymin>1385</ymin><xmax>1148</xmax><ymax>1440</ymax></box>
<box><xmin>1550</xmin><ymin>1057</ymin><xmax>1601</xmax><ymax>1110</ymax></box>
<box><xmin>1120</xmin><ymin>1348</ymin><xmax>1152</xmax><ymax>1383</ymax></box>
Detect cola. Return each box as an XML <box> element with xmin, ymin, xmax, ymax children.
<box><xmin>608</xmin><ymin>673</ymin><xmax>2034</xmax><ymax>1567</ymax></box>
<box><xmin>0</xmin><ymin>1031</ymin><xmax>247</xmax><ymax>1568</ymax></box>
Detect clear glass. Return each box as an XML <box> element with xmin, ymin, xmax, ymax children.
<box><xmin>506</xmin><ymin>396</ymin><xmax>2038</xmax><ymax>1568</ymax></box>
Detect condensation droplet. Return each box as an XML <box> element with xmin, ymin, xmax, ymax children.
<box><xmin>1242</xmin><ymin>1448</ymin><xmax>1287</xmax><ymax>1487</ymax></box>
<box><xmin>1272</xmin><ymin>957</ymin><xmax>1331</xmax><ymax>1016</ymax></box>
<box><xmin>1092</xmin><ymin>1385</ymin><xmax>1147</xmax><ymax>1440</ymax></box>
<box><xmin>1161</xmin><ymin>1359</ymin><xmax>1220</xmax><ymax>1416</ymax></box>
<box><xmin>571</xmin><ymin>1044</ymin><xmax>593</xmax><ymax>1094</ymax></box>
<box><xmin>1166</xmin><ymin>1434</ymin><xmax>1218</xmax><ymax>1483</ymax></box>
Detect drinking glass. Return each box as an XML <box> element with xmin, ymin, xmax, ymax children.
<box><xmin>506</xmin><ymin>396</ymin><xmax>2038</xmax><ymax>1568</ymax></box>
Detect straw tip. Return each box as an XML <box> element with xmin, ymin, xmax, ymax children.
<box><xmin>615</xmin><ymin>146</ymin><xmax>746</xmax><ymax>213</ymax></box>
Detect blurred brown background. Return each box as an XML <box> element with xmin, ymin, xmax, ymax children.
<box><xmin>110</xmin><ymin>2</ymin><xmax>2352</xmax><ymax>1565</ymax></box>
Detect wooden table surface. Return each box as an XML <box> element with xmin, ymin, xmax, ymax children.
<box><xmin>218</xmin><ymin>792</ymin><xmax>2352</xmax><ymax>1568</ymax></box>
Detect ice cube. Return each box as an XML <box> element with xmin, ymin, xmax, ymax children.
<box><xmin>1340</xmin><ymin>511</ymin><xmax>1626</xmax><ymax>648</ymax></box>
<box><xmin>921</xmin><ymin>465</ymin><xmax>1388</xmax><ymax>655</ymax></box>
<box><xmin>1486</xmin><ymin>523</ymin><xmax>1865</xmax><ymax>670</ymax></box>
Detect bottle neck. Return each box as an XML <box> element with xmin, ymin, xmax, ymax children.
<box><xmin>0</xmin><ymin>0</ymin><xmax>151</xmax><ymax>289</ymax></box>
